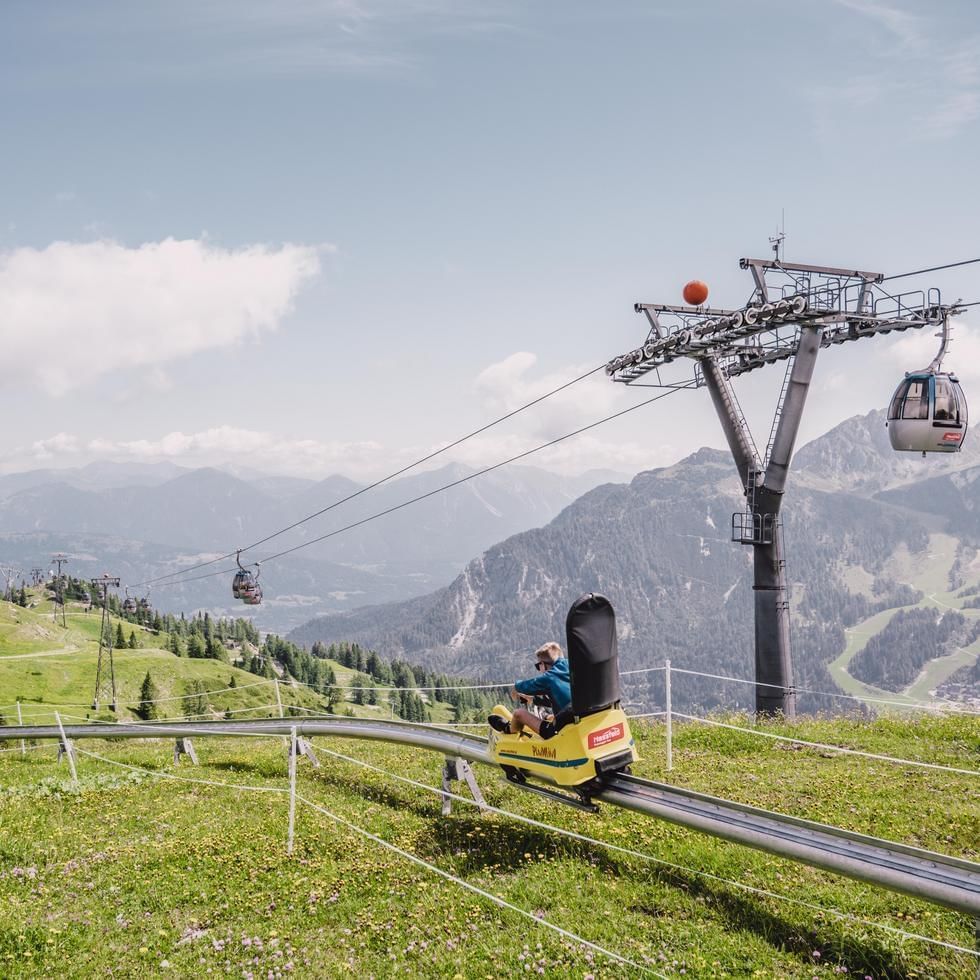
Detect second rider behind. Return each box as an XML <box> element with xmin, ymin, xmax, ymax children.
<box><xmin>488</xmin><ymin>641</ymin><xmax>572</xmax><ymax>739</ymax></box>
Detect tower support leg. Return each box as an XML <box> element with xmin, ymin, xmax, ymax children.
<box><xmin>752</xmin><ymin>496</ymin><xmax>794</xmax><ymax>717</ymax></box>
<box><xmin>701</xmin><ymin>328</ymin><xmax>822</xmax><ymax>720</ymax></box>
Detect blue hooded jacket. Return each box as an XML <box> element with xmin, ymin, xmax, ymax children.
<box><xmin>513</xmin><ymin>658</ymin><xmax>572</xmax><ymax>714</ymax></box>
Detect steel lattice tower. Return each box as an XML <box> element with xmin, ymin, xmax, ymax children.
<box><xmin>92</xmin><ymin>575</ymin><xmax>121</xmax><ymax>711</ymax></box>
<box><xmin>50</xmin><ymin>553</ymin><xmax>69</xmax><ymax>628</ymax></box>
<box><xmin>607</xmin><ymin>255</ymin><xmax>961</xmax><ymax>717</ymax></box>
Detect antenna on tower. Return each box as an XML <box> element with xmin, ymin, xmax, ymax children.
<box><xmin>769</xmin><ymin>209</ymin><xmax>786</xmax><ymax>262</ymax></box>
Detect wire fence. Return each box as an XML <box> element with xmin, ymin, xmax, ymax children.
<box><xmin>4</xmin><ymin>658</ymin><xmax>978</xmax><ymax>780</ymax></box>
<box><xmin>6</xmin><ymin>728</ymin><xmax>971</xmax><ymax>965</ymax></box>
<box><xmin>68</xmin><ymin>740</ymin><xmax>659</xmax><ymax>977</ymax></box>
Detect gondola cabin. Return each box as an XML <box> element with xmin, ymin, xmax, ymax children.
<box><xmin>232</xmin><ymin>569</ymin><xmax>250</xmax><ymax>599</ymax></box>
<box><xmin>488</xmin><ymin>592</ymin><xmax>637</xmax><ymax>795</ymax></box>
<box><xmin>122</xmin><ymin>596</ymin><xmax>136</xmax><ymax>614</ymax></box>
<box><xmin>240</xmin><ymin>582</ymin><xmax>263</xmax><ymax>606</ymax></box>
<box><xmin>887</xmin><ymin>372</ymin><xmax>968</xmax><ymax>455</ymax></box>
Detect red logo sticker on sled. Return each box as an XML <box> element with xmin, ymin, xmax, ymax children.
<box><xmin>943</xmin><ymin>432</ymin><xmax>962</xmax><ymax>443</ymax></box>
<box><xmin>588</xmin><ymin>724</ymin><xmax>624</xmax><ymax>749</ymax></box>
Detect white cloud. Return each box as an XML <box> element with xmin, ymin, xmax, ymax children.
<box><xmin>816</xmin><ymin>7</ymin><xmax>980</xmax><ymax>139</ymax></box>
<box><xmin>834</xmin><ymin>0</ymin><xmax>923</xmax><ymax>52</ymax></box>
<box><xmin>458</xmin><ymin>350</ymin><xmax>674</xmax><ymax>473</ymax></box>
<box><xmin>882</xmin><ymin>318</ymin><xmax>980</xmax><ymax>384</ymax></box>
<box><xmin>14</xmin><ymin>426</ymin><xmax>383</xmax><ymax>478</ymax></box>
<box><xmin>9</xmin><ymin>347</ymin><xmax>671</xmax><ymax>480</ymax></box>
<box><xmin>42</xmin><ymin>1</ymin><xmax>516</xmax><ymax>82</ymax></box>
<box><xmin>29</xmin><ymin>433</ymin><xmax>84</xmax><ymax>459</ymax></box>
<box><xmin>443</xmin><ymin>429</ymin><xmax>670</xmax><ymax>476</ymax></box>
<box><xmin>0</xmin><ymin>238</ymin><xmax>322</xmax><ymax>395</ymax></box>
<box><xmin>474</xmin><ymin>351</ymin><xmax>624</xmax><ymax>440</ymax></box>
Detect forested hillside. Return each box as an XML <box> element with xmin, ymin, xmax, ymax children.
<box><xmin>848</xmin><ymin>607</ymin><xmax>979</xmax><ymax>692</ymax></box>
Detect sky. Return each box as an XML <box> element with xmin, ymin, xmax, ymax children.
<box><xmin>1</xmin><ymin>0</ymin><xmax>979</xmax><ymax>482</ymax></box>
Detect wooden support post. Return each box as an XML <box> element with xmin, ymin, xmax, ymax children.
<box><xmin>441</xmin><ymin>757</ymin><xmax>487</xmax><ymax>816</ymax></box>
<box><xmin>16</xmin><ymin>702</ymin><xmax>24</xmax><ymax>757</ymax></box>
<box><xmin>55</xmin><ymin>711</ymin><xmax>77</xmax><ymax>786</ymax></box>
<box><xmin>173</xmin><ymin>738</ymin><xmax>199</xmax><ymax>766</ymax></box>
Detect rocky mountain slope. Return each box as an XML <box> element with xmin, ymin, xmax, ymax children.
<box><xmin>289</xmin><ymin>434</ymin><xmax>951</xmax><ymax>709</ymax></box>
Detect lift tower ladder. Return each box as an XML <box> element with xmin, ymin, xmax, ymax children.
<box><xmin>92</xmin><ymin>575</ymin><xmax>121</xmax><ymax>711</ymax></box>
<box><xmin>607</xmin><ymin>256</ymin><xmax>955</xmax><ymax>716</ymax></box>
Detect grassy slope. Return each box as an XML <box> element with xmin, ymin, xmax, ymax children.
<box><xmin>0</xmin><ymin>715</ymin><xmax>977</xmax><ymax>978</ymax></box>
<box><xmin>0</xmin><ymin>597</ymin><xmax>454</xmax><ymax>727</ymax></box>
<box><xmin>0</xmin><ymin>599</ymin><xmax>322</xmax><ymax>725</ymax></box>
<box><xmin>827</xmin><ymin>533</ymin><xmax>980</xmax><ymax>704</ymax></box>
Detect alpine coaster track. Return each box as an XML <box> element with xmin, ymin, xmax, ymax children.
<box><xmin>6</xmin><ymin>715</ymin><xmax>980</xmax><ymax>923</ymax></box>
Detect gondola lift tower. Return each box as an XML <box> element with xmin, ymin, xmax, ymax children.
<box><xmin>607</xmin><ymin>247</ymin><xmax>967</xmax><ymax>717</ymax></box>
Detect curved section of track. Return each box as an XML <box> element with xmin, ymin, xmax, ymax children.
<box><xmin>598</xmin><ymin>774</ymin><xmax>980</xmax><ymax>917</ymax></box>
<box><xmin>11</xmin><ymin>716</ymin><xmax>492</xmax><ymax>766</ymax></box>
<box><xmin>5</xmin><ymin>716</ymin><xmax>978</xmax><ymax>917</ymax></box>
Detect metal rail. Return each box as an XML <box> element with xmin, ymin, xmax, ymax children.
<box><xmin>5</xmin><ymin>716</ymin><xmax>492</xmax><ymax>766</ymax></box>
<box><xmin>4</xmin><ymin>717</ymin><xmax>979</xmax><ymax>918</ymax></box>
<box><xmin>599</xmin><ymin>774</ymin><xmax>980</xmax><ymax>917</ymax></box>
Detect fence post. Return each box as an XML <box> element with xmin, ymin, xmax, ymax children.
<box><xmin>16</xmin><ymin>702</ymin><xmax>24</xmax><ymax>757</ymax></box>
<box><xmin>55</xmin><ymin>711</ymin><xmax>78</xmax><ymax>786</ymax></box>
<box><xmin>287</xmin><ymin>726</ymin><xmax>297</xmax><ymax>855</ymax></box>
<box><xmin>665</xmin><ymin>659</ymin><xmax>673</xmax><ymax>773</ymax></box>
<box><xmin>275</xmin><ymin>679</ymin><xmax>290</xmax><ymax>749</ymax></box>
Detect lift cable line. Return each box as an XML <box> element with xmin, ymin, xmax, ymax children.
<box><xmin>136</xmin><ymin>381</ymin><xmax>694</xmax><ymax>590</ymax></box>
<box><xmin>608</xmin><ymin>255</ymin><xmax>969</xmax><ymax>718</ymax></box>
<box><xmin>138</xmin><ymin>362</ymin><xmax>607</xmax><ymax>589</ymax></box>
<box><xmin>882</xmin><ymin>257</ymin><xmax>980</xmax><ymax>282</ymax></box>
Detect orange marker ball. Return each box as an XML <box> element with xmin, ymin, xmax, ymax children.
<box><xmin>683</xmin><ymin>280</ymin><xmax>709</xmax><ymax>306</ymax></box>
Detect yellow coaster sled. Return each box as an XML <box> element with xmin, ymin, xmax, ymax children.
<box><xmin>488</xmin><ymin>703</ymin><xmax>637</xmax><ymax>788</ymax></box>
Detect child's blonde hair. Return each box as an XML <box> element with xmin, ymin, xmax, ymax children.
<box><xmin>534</xmin><ymin>641</ymin><xmax>562</xmax><ymax>665</ymax></box>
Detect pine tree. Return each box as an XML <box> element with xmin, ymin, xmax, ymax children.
<box><xmin>115</xmin><ymin>622</ymin><xmax>125</xmax><ymax>648</ymax></box>
<box><xmin>128</xmin><ymin>630</ymin><xmax>139</xmax><ymax>649</ymax></box>
<box><xmin>134</xmin><ymin>671</ymin><xmax>161</xmax><ymax>721</ymax></box>
<box><xmin>182</xmin><ymin>680</ymin><xmax>209</xmax><ymax>718</ymax></box>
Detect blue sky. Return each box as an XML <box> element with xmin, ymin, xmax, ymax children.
<box><xmin>1</xmin><ymin>0</ymin><xmax>978</xmax><ymax>480</ymax></box>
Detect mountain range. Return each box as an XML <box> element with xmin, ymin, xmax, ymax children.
<box><xmin>0</xmin><ymin>461</ymin><xmax>630</xmax><ymax>631</ymax></box>
<box><xmin>287</xmin><ymin>409</ymin><xmax>980</xmax><ymax>711</ymax></box>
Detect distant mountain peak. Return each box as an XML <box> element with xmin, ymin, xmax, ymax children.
<box><xmin>794</xmin><ymin>408</ymin><xmax>980</xmax><ymax>494</ymax></box>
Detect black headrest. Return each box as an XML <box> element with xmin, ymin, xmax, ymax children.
<box><xmin>565</xmin><ymin>592</ymin><xmax>620</xmax><ymax>717</ymax></box>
